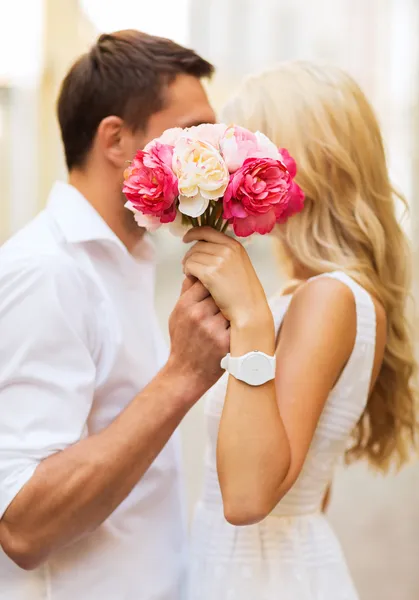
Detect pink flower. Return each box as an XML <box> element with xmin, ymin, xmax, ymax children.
<box><xmin>124</xmin><ymin>200</ymin><xmax>177</xmax><ymax>231</ymax></box>
<box><xmin>220</xmin><ymin>126</ymin><xmax>282</xmax><ymax>173</ymax></box>
<box><xmin>124</xmin><ymin>201</ymin><xmax>162</xmax><ymax>231</ymax></box>
<box><xmin>278</xmin><ymin>148</ymin><xmax>297</xmax><ymax>178</ymax></box>
<box><xmin>224</xmin><ymin>157</ymin><xmax>292</xmax><ymax>237</ymax></box>
<box><xmin>254</xmin><ymin>132</ymin><xmax>282</xmax><ymax>161</ymax></box>
<box><xmin>220</xmin><ymin>126</ymin><xmax>260</xmax><ymax>173</ymax></box>
<box><xmin>123</xmin><ymin>142</ymin><xmax>178</xmax><ymax>222</ymax></box>
<box><xmin>276</xmin><ymin>181</ymin><xmax>305</xmax><ymax>224</ymax></box>
<box><xmin>275</xmin><ymin>148</ymin><xmax>305</xmax><ymax>222</ymax></box>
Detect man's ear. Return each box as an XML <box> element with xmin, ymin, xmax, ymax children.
<box><xmin>96</xmin><ymin>116</ymin><xmax>126</xmax><ymax>168</ymax></box>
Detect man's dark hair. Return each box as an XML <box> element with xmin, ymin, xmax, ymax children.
<box><xmin>57</xmin><ymin>30</ymin><xmax>214</xmax><ymax>170</ymax></box>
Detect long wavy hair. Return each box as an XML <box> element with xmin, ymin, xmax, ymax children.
<box><xmin>223</xmin><ymin>62</ymin><xmax>417</xmax><ymax>472</ymax></box>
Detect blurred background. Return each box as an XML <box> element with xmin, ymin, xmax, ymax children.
<box><xmin>1</xmin><ymin>0</ymin><xmax>419</xmax><ymax>597</ymax></box>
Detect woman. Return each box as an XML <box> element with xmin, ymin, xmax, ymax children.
<box><xmin>183</xmin><ymin>62</ymin><xmax>417</xmax><ymax>599</ymax></box>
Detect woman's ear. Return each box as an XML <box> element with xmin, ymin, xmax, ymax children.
<box><xmin>96</xmin><ymin>116</ymin><xmax>127</xmax><ymax>168</ymax></box>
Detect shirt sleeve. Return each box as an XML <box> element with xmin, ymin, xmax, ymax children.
<box><xmin>0</xmin><ymin>253</ymin><xmax>98</xmax><ymax>518</ymax></box>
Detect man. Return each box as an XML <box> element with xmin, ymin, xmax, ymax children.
<box><xmin>0</xmin><ymin>30</ymin><xmax>228</xmax><ymax>599</ymax></box>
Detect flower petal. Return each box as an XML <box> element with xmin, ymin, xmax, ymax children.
<box><xmin>276</xmin><ymin>182</ymin><xmax>305</xmax><ymax>223</ymax></box>
<box><xmin>232</xmin><ymin>216</ymin><xmax>257</xmax><ymax>238</ymax></box>
<box><xmin>186</xmin><ymin>123</ymin><xmax>228</xmax><ymax>148</ymax></box>
<box><xmin>229</xmin><ymin>202</ymin><xmax>248</xmax><ymax>218</ymax></box>
<box><xmin>278</xmin><ymin>148</ymin><xmax>297</xmax><ymax>178</ymax></box>
<box><xmin>124</xmin><ymin>200</ymin><xmax>137</xmax><ymax>214</ymax></box>
<box><xmin>168</xmin><ymin>211</ymin><xmax>192</xmax><ymax>237</ymax></box>
<box><xmin>233</xmin><ymin>211</ymin><xmax>277</xmax><ymax>237</ymax></box>
<box><xmin>254</xmin><ymin>131</ymin><xmax>281</xmax><ymax>160</ymax></box>
<box><xmin>133</xmin><ymin>213</ymin><xmax>162</xmax><ymax>231</ymax></box>
<box><xmin>178</xmin><ymin>193</ymin><xmax>210</xmax><ymax>217</ymax></box>
<box><xmin>200</xmin><ymin>185</ymin><xmax>228</xmax><ymax>200</ymax></box>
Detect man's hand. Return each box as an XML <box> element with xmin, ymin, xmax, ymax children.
<box><xmin>167</xmin><ymin>277</ymin><xmax>230</xmax><ymax>398</ymax></box>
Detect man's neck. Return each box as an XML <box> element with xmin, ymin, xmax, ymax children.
<box><xmin>68</xmin><ymin>169</ymin><xmax>145</xmax><ymax>253</ymax></box>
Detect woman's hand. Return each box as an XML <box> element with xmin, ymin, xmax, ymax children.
<box><xmin>182</xmin><ymin>227</ymin><xmax>270</xmax><ymax>328</ymax></box>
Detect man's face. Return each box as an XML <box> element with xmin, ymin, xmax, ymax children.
<box><xmin>125</xmin><ymin>73</ymin><xmax>217</xmax><ymax>158</ymax></box>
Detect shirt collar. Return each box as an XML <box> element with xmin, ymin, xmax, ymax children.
<box><xmin>46</xmin><ymin>181</ymin><xmax>155</xmax><ymax>262</ymax></box>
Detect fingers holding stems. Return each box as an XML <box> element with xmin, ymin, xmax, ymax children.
<box><xmin>182</xmin><ymin>227</ymin><xmax>269</xmax><ymax>327</ymax></box>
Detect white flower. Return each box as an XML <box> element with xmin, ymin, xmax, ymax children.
<box><xmin>173</xmin><ymin>137</ymin><xmax>229</xmax><ymax>218</ymax></box>
<box><xmin>125</xmin><ymin>201</ymin><xmax>161</xmax><ymax>232</ymax></box>
<box><xmin>178</xmin><ymin>193</ymin><xmax>210</xmax><ymax>218</ymax></box>
<box><xmin>168</xmin><ymin>211</ymin><xmax>192</xmax><ymax>237</ymax></box>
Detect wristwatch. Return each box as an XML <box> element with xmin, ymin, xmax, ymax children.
<box><xmin>220</xmin><ymin>351</ymin><xmax>276</xmax><ymax>386</ymax></box>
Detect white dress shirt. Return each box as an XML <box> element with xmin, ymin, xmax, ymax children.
<box><xmin>0</xmin><ymin>182</ymin><xmax>187</xmax><ymax>600</ymax></box>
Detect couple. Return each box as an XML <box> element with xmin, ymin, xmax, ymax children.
<box><xmin>0</xmin><ymin>30</ymin><xmax>416</xmax><ymax>600</ymax></box>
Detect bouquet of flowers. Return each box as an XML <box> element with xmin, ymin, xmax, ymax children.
<box><xmin>123</xmin><ymin>124</ymin><xmax>304</xmax><ymax>238</ymax></box>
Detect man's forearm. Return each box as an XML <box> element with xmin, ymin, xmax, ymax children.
<box><xmin>0</xmin><ymin>362</ymin><xmax>201</xmax><ymax>570</ymax></box>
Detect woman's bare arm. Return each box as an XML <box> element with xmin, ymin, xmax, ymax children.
<box><xmin>216</xmin><ymin>278</ymin><xmax>355</xmax><ymax>524</ymax></box>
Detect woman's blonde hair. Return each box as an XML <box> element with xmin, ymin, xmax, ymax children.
<box><xmin>223</xmin><ymin>62</ymin><xmax>417</xmax><ymax>472</ymax></box>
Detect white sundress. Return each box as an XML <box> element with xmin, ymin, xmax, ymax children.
<box><xmin>188</xmin><ymin>271</ymin><xmax>376</xmax><ymax>600</ymax></box>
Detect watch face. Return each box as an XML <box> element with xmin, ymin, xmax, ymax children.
<box><xmin>241</xmin><ymin>353</ymin><xmax>273</xmax><ymax>386</ymax></box>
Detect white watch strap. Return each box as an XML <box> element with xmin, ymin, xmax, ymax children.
<box><xmin>220</xmin><ymin>351</ymin><xmax>276</xmax><ymax>386</ymax></box>
<box><xmin>220</xmin><ymin>353</ymin><xmax>240</xmax><ymax>378</ymax></box>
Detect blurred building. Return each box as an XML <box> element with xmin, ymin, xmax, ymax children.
<box><xmin>0</xmin><ymin>0</ymin><xmax>95</xmax><ymax>237</ymax></box>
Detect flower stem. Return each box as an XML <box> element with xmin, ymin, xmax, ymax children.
<box><xmin>221</xmin><ymin>220</ymin><xmax>229</xmax><ymax>234</ymax></box>
<box><xmin>214</xmin><ymin>211</ymin><xmax>225</xmax><ymax>231</ymax></box>
<box><xmin>209</xmin><ymin>202</ymin><xmax>218</xmax><ymax>227</ymax></box>
<box><xmin>206</xmin><ymin>205</ymin><xmax>212</xmax><ymax>227</ymax></box>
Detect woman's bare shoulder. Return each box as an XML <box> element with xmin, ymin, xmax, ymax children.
<box><xmin>280</xmin><ymin>276</ymin><xmax>356</xmax><ymax>358</ymax></box>
<box><xmin>292</xmin><ymin>275</ymin><xmax>355</xmax><ymax>311</ymax></box>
